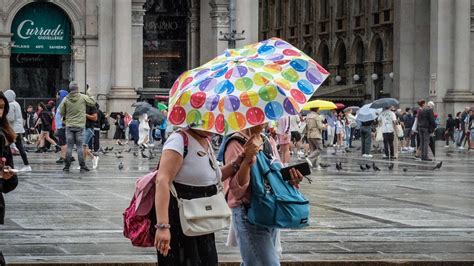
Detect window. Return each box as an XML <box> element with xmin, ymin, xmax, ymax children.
<box><xmin>289</xmin><ymin>0</ymin><xmax>297</xmax><ymax>26</ymax></box>
<box><xmin>275</xmin><ymin>0</ymin><xmax>282</xmax><ymax>28</ymax></box>
<box><xmin>304</xmin><ymin>0</ymin><xmax>312</xmax><ymax>23</ymax></box>
<box><xmin>320</xmin><ymin>0</ymin><xmax>329</xmax><ymax>20</ymax></box>
<box><xmin>143</xmin><ymin>0</ymin><xmax>188</xmax><ymax>88</ymax></box>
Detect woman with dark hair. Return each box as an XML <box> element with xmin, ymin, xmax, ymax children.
<box><xmin>36</xmin><ymin>102</ymin><xmax>60</xmax><ymax>153</ymax></box>
<box><xmin>113</xmin><ymin>113</ymin><xmax>126</xmax><ymax>145</ymax></box>
<box><xmin>0</xmin><ymin>91</ymin><xmax>19</xmax><ymax>264</ymax></box>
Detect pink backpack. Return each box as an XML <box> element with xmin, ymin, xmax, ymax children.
<box><xmin>123</xmin><ymin>131</ymin><xmax>189</xmax><ymax>247</ymax></box>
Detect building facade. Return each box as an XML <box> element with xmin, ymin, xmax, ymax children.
<box><xmin>259</xmin><ymin>0</ymin><xmax>474</xmax><ymax>118</ymax></box>
<box><xmin>0</xmin><ymin>0</ymin><xmax>258</xmax><ymax>114</ymax></box>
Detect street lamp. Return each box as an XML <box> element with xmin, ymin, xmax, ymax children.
<box><xmin>353</xmin><ymin>74</ymin><xmax>360</xmax><ymax>81</ymax></box>
<box><xmin>371</xmin><ymin>73</ymin><xmax>378</xmax><ymax>80</ymax></box>
<box><xmin>389</xmin><ymin>72</ymin><xmax>394</xmax><ymax>79</ymax></box>
<box><xmin>335</xmin><ymin>75</ymin><xmax>342</xmax><ymax>83</ymax></box>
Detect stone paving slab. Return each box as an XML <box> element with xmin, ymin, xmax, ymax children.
<box><xmin>1</xmin><ymin>140</ymin><xmax>474</xmax><ymax>265</ymax></box>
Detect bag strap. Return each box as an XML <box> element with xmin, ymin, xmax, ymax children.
<box><xmin>154</xmin><ymin>129</ymin><xmax>189</xmax><ymax>170</ymax></box>
<box><xmin>222</xmin><ymin>133</ymin><xmax>247</xmax><ymax>165</ymax></box>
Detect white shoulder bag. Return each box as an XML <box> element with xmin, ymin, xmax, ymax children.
<box><xmin>170</xmin><ymin>146</ymin><xmax>231</xmax><ymax>237</ymax></box>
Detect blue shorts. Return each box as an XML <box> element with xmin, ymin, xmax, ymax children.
<box><xmin>83</xmin><ymin>128</ymin><xmax>95</xmax><ymax>146</ymax></box>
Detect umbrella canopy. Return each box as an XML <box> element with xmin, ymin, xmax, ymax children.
<box><xmin>147</xmin><ymin>108</ymin><xmax>165</xmax><ymax>125</ymax></box>
<box><xmin>110</xmin><ymin>112</ymin><xmax>121</xmax><ymax>120</ymax></box>
<box><xmin>132</xmin><ymin>101</ymin><xmax>152</xmax><ymax>108</ymax></box>
<box><xmin>167</xmin><ymin>37</ymin><xmax>329</xmax><ymax>134</ymax></box>
<box><xmin>335</xmin><ymin>103</ymin><xmax>345</xmax><ymax>109</ymax></box>
<box><xmin>157</xmin><ymin>102</ymin><xmax>168</xmax><ymax>111</ymax></box>
<box><xmin>356</xmin><ymin>104</ymin><xmax>381</xmax><ymax>122</ymax></box>
<box><xmin>133</xmin><ymin>105</ymin><xmax>150</xmax><ymax>116</ymax></box>
<box><xmin>370</xmin><ymin>98</ymin><xmax>399</xmax><ymax>109</ymax></box>
<box><xmin>343</xmin><ymin>106</ymin><xmax>360</xmax><ymax>113</ymax></box>
<box><xmin>303</xmin><ymin>100</ymin><xmax>337</xmax><ymax>111</ymax></box>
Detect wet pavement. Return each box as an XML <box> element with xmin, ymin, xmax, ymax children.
<box><xmin>1</xmin><ymin>140</ymin><xmax>473</xmax><ymax>265</ymax></box>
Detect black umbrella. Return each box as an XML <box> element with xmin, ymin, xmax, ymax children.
<box><xmin>370</xmin><ymin>98</ymin><xmax>399</xmax><ymax>109</ymax></box>
<box><xmin>132</xmin><ymin>105</ymin><xmax>149</xmax><ymax>117</ymax></box>
<box><xmin>147</xmin><ymin>108</ymin><xmax>165</xmax><ymax>125</ymax></box>
<box><xmin>132</xmin><ymin>101</ymin><xmax>152</xmax><ymax>108</ymax></box>
<box><xmin>110</xmin><ymin>112</ymin><xmax>121</xmax><ymax>120</ymax></box>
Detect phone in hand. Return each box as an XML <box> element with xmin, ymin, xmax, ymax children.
<box><xmin>280</xmin><ymin>162</ymin><xmax>311</xmax><ymax>181</ymax></box>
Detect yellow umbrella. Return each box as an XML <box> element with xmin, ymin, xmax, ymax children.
<box><xmin>303</xmin><ymin>100</ymin><xmax>337</xmax><ymax>110</ymax></box>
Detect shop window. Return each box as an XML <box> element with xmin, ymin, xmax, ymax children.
<box><xmin>143</xmin><ymin>0</ymin><xmax>188</xmax><ymax>89</ymax></box>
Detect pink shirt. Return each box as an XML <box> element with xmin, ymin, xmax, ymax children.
<box><xmin>223</xmin><ymin>134</ymin><xmax>281</xmax><ymax>208</ymax></box>
<box><xmin>224</xmin><ymin>139</ymin><xmax>250</xmax><ymax>208</ymax></box>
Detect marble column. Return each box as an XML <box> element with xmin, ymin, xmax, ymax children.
<box><xmin>189</xmin><ymin>0</ymin><xmax>200</xmax><ymax>68</ymax></box>
<box><xmin>345</xmin><ymin>63</ymin><xmax>355</xmax><ymax>85</ymax></box>
<box><xmin>235</xmin><ymin>0</ymin><xmax>259</xmax><ymax>47</ymax></box>
<box><xmin>443</xmin><ymin>0</ymin><xmax>474</xmax><ymax>112</ymax></box>
<box><xmin>98</xmin><ymin>0</ymin><xmax>114</xmax><ymax>110</ymax></box>
<box><xmin>364</xmin><ymin>62</ymin><xmax>374</xmax><ymax>101</ymax></box>
<box><xmin>72</xmin><ymin>39</ymin><xmax>86</xmax><ymax>92</ymax></box>
<box><xmin>0</xmin><ymin>39</ymin><xmax>12</xmax><ymax>91</ymax></box>
<box><xmin>209</xmin><ymin>0</ymin><xmax>230</xmax><ymax>57</ymax></box>
<box><xmin>131</xmin><ymin>1</ymin><xmax>145</xmax><ymax>91</ymax></box>
<box><xmin>108</xmin><ymin>0</ymin><xmax>137</xmax><ymax>117</ymax></box>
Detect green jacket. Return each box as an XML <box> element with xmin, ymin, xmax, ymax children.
<box><xmin>59</xmin><ymin>92</ymin><xmax>96</xmax><ymax>128</ymax></box>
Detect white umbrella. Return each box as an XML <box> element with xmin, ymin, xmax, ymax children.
<box><xmin>356</xmin><ymin>104</ymin><xmax>381</xmax><ymax>122</ymax></box>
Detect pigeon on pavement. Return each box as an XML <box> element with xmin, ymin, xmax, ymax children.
<box><xmin>433</xmin><ymin>161</ymin><xmax>443</xmax><ymax>170</ymax></box>
<box><xmin>118</xmin><ymin>161</ymin><xmax>123</xmax><ymax>170</ymax></box>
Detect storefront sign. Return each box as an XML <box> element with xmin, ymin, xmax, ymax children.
<box><xmin>11</xmin><ymin>2</ymin><xmax>71</xmax><ymax>54</ymax></box>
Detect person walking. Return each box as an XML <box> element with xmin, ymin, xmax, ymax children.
<box><xmin>276</xmin><ymin>116</ymin><xmax>291</xmax><ymax>167</ymax></box>
<box><xmin>83</xmin><ymin>104</ymin><xmax>99</xmax><ymax>169</ymax></box>
<box><xmin>223</xmin><ymin>124</ymin><xmax>304</xmax><ymax>266</ymax></box>
<box><xmin>401</xmin><ymin>108</ymin><xmax>415</xmax><ymax>151</ymax></box>
<box><xmin>457</xmin><ymin>107</ymin><xmax>470</xmax><ymax>149</ymax></box>
<box><xmin>0</xmin><ymin>91</ymin><xmax>19</xmax><ymax>266</ymax></box>
<box><xmin>138</xmin><ymin>113</ymin><xmax>150</xmax><ymax>148</ymax></box>
<box><xmin>54</xmin><ymin>90</ymin><xmax>69</xmax><ymax>164</ymax></box>
<box><xmin>378</xmin><ymin>107</ymin><xmax>397</xmax><ymax>159</ymax></box>
<box><xmin>445</xmin><ymin>114</ymin><xmax>456</xmax><ymax>147</ymax></box>
<box><xmin>325</xmin><ymin>110</ymin><xmax>337</xmax><ymax>147</ymax></box>
<box><xmin>59</xmin><ymin>81</ymin><xmax>96</xmax><ymax>172</ymax></box>
<box><xmin>344</xmin><ymin>109</ymin><xmax>356</xmax><ymax>148</ymax></box>
<box><xmin>25</xmin><ymin>105</ymin><xmax>37</xmax><ymax>144</ymax></box>
<box><xmin>4</xmin><ymin>90</ymin><xmax>31</xmax><ymax>171</ymax></box>
<box><xmin>360</xmin><ymin>119</ymin><xmax>374</xmax><ymax>158</ymax></box>
<box><xmin>305</xmin><ymin>107</ymin><xmax>326</xmax><ymax>168</ymax></box>
<box><xmin>153</xmin><ymin>126</ymin><xmax>254</xmax><ymax>265</ymax></box>
<box><xmin>417</xmin><ymin>101</ymin><xmax>436</xmax><ymax>161</ymax></box>
<box><xmin>36</xmin><ymin>102</ymin><xmax>60</xmax><ymax>153</ymax></box>
<box><xmin>113</xmin><ymin>113</ymin><xmax>126</xmax><ymax>145</ymax></box>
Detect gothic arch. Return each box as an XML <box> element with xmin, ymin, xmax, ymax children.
<box><xmin>368</xmin><ymin>34</ymin><xmax>384</xmax><ymax>62</ymax></box>
<box><xmin>350</xmin><ymin>36</ymin><xmax>366</xmax><ymax>64</ymax></box>
<box><xmin>317</xmin><ymin>41</ymin><xmax>330</xmax><ymax>68</ymax></box>
<box><xmin>5</xmin><ymin>0</ymin><xmax>84</xmax><ymax>37</ymax></box>
<box><xmin>333</xmin><ymin>39</ymin><xmax>347</xmax><ymax>65</ymax></box>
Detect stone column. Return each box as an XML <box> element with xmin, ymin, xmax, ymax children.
<box><xmin>0</xmin><ymin>39</ymin><xmax>12</xmax><ymax>91</ymax></box>
<box><xmin>209</xmin><ymin>0</ymin><xmax>230</xmax><ymax>56</ymax></box>
<box><xmin>364</xmin><ymin>62</ymin><xmax>374</xmax><ymax>101</ymax></box>
<box><xmin>72</xmin><ymin>39</ymin><xmax>86</xmax><ymax>92</ymax></box>
<box><xmin>345</xmin><ymin>63</ymin><xmax>355</xmax><ymax>85</ymax></box>
<box><xmin>443</xmin><ymin>0</ymin><xmax>474</xmax><ymax>112</ymax></box>
<box><xmin>108</xmin><ymin>0</ymin><xmax>137</xmax><ymax>117</ymax></box>
<box><xmin>235</xmin><ymin>0</ymin><xmax>259</xmax><ymax>47</ymax></box>
<box><xmin>189</xmin><ymin>0</ymin><xmax>200</xmax><ymax>68</ymax></box>
<box><xmin>98</xmin><ymin>0</ymin><xmax>114</xmax><ymax>109</ymax></box>
<box><xmin>131</xmin><ymin>1</ymin><xmax>145</xmax><ymax>91</ymax></box>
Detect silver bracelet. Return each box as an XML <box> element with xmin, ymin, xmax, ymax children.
<box><xmin>154</xmin><ymin>223</ymin><xmax>171</xmax><ymax>230</ymax></box>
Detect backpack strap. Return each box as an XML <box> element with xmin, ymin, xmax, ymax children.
<box><xmin>155</xmin><ymin>129</ymin><xmax>189</xmax><ymax>170</ymax></box>
<box><xmin>222</xmin><ymin>133</ymin><xmax>247</xmax><ymax>165</ymax></box>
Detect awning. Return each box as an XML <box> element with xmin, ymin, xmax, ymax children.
<box><xmin>312</xmin><ymin>84</ymin><xmax>366</xmax><ymax>102</ymax></box>
<box><xmin>137</xmin><ymin>87</ymin><xmax>170</xmax><ymax>99</ymax></box>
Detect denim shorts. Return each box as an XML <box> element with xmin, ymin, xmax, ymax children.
<box><xmin>83</xmin><ymin>128</ymin><xmax>95</xmax><ymax>145</ymax></box>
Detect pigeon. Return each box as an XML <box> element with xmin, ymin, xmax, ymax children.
<box><xmin>365</xmin><ymin>164</ymin><xmax>371</xmax><ymax>170</ymax></box>
<box><xmin>148</xmin><ymin>150</ymin><xmax>155</xmax><ymax>160</ymax></box>
<box><xmin>118</xmin><ymin>161</ymin><xmax>123</xmax><ymax>170</ymax></box>
<box><xmin>319</xmin><ymin>163</ymin><xmax>330</xmax><ymax>168</ymax></box>
<box><xmin>104</xmin><ymin>147</ymin><xmax>109</xmax><ymax>152</ymax></box>
<box><xmin>125</xmin><ymin>148</ymin><xmax>131</xmax><ymax>153</ymax></box>
<box><xmin>388</xmin><ymin>163</ymin><xmax>394</xmax><ymax>170</ymax></box>
<box><xmin>336</xmin><ymin>162</ymin><xmax>342</xmax><ymax>171</ymax></box>
<box><xmin>360</xmin><ymin>165</ymin><xmax>366</xmax><ymax>171</ymax></box>
<box><xmin>115</xmin><ymin>152</ymin><xmax>123</xmax><ymax>159</ymax></box>
<box><xmin>141</xmin><ymin>151</ymin><xmax>149</xmax><ymax>159</ymax></box>
<box><xmin>133</xmin><ymin>152</ymin><xmax>138</xmax><ymax>157</ymax></box>
<box><xmin>108</xmin><ymin>147</ymin><xmax>114</xmax><ymax>152</ymax></box>
<box><xmin>403</xmin><ymin>168</ymin><xmax>408</xmax><ymax>172</ymax></box>
<box><xmin>372</xmin><ymin>162</ymin><xmax>381</xmax><ymax>171</ymax></box>
<box><xmin>433</xmin><ymin>161</ymin><xmax>443</xmax><ymax>170</ymax></box>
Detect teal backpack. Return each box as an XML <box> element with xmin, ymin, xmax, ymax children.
<box><xmin>247</xmin><ymin>151</ymin><xmax>310</xmax><ymax>229</ymax></box>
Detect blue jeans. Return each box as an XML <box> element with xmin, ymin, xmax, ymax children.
<box><xmin>66</xmin><ymin>126</ymin><xmax>85</xmax><ymax>166</ymax></box>
<box><xmin>83</xmin><ymin>128</ymin><xmax>94</xmax><ymax>147</ymax></box>
<box><xmin>232</xmin><ymin>206</ymin><xmax>280</xmax><ymax>266</ymax></box>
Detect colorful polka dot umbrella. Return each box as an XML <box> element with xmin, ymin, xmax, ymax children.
<box><xmin>168</xmin><ymin>37</ymin><xmax>330</xmax><ymax>135</ymax></box>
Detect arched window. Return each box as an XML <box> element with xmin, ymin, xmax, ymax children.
<box><xmin>336</xmin><ymin>42</ymin><xmax>347</xmax><ymax>85</ymax></box>
<box><xmin>319</xmin><ymin>43</ymin><xmax>330</xmax><ymax>86</ymax></box>
<box><xmin>373</xmin><ymin>38</ymin><xmax>384</xmax><ymax>98</ymax></box>
<box><xmin>354</xmin><ymin>40</ymin><xmax>365</xmax><ymax>84</ymax></box>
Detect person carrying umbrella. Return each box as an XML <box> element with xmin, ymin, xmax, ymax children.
<box><xmin>356</xmin><ymin>104</ymin><xmax>379</xmax><ymax>158</ymax></box>
<box><xmin>159</xmin><ymin>37</ymin><xmax>329</xmax><ymax>265</ymax></box>
<box><xmin>378</xmin><ymin>106</ymin><xmax>397</xmax><ymax>159</ymax></box>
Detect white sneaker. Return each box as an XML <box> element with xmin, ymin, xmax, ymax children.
<box><xmin>92</xmin><ymin>156</ymin><xmax>99</xmax><ymax>169</ymax></box>
<box><xmin>444</xmin><ymin>145</ymin><xmax>450</xmax><ymax>148</ymax></box>
<box><xmin>20</xmin><ymin>165</ymin><xmax>32</xmax><ymax>172</ymax></box>
<box><xmin>305</xmin><ymin>157</ymin><xmax>313</xmax><ymax>168</ymax></box>
<box><xmin>366</xmin><ymin>154</ymin><xmax>373</xmax><ymax>158</ymax></box>
<box><xmin>458</xmin><ymin>146</ymin><xmax>465</xmax><ymax>150</ymax></box>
